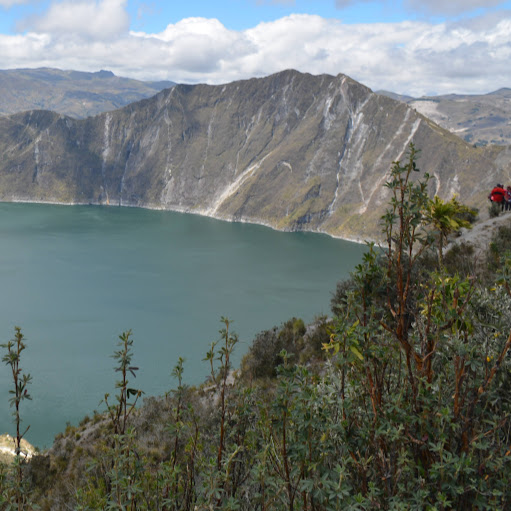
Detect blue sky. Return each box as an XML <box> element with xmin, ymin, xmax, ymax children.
<box><xmin>0</xmin><ymin>1</ymin><xmax>417</xmax><ymax>33</ymax></box>
<box><xmin>125</xmin><ymin>1</ymin><xmax>420</xmax><ymax>31</ymax></box>
<box><xmin>3</xmin><ymin>0</ymin><xmax>506</xmax><ymax>33</ymax></box>
<box><xmin>0</xmin><ymin>0</ymin><xmax>510</xmax><ymax>95</ymax></box>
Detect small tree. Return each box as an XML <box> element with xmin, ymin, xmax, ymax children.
<box><xmin>104</xmin><ymin>330</ymin><xmax>142</xmax><ymax>437</ymax></box>
<box><xmin>424</xmin><ymin>194</ymin><xmax>477</xmax><ymax>267</ymax></box>
<box><xmin>77</xmin><ymin>330</ymin><xmax>145</xmax><ymax>510</ymax></box>
<box><xmin>1</xmin><ymin>327</ymin><xmax>33</xmax><ymax>511</ymax></box>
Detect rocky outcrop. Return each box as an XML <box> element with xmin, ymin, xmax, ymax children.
<box><xmin>0</xmin><ymin>434</ymin><xmax>36</xmax><ymax>464</ymax></box>
<box><xmin>0</xmin><ymin>70</ymin><xmax>510</xmax><ymax>240</ymax></box>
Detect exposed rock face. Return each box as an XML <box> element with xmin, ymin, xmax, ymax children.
<box><xmin>0</xmin><ymin>434</ymin><xmax>36</xmax><ymax>464</ymax></box>
<box><xmin>0</xmin><ymin>70</ymin><xmax>510</xmax><ymax>240</ymax></box>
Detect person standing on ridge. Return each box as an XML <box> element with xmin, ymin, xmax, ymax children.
<box><xmin>505</xmin><ymin>186</ymin><xmax>511</xmax><ymax>211</ymax></box>
<box><xmin>489</xmin><ymin>184</ymin><xmax>507</xmax><ymax>211</ymax></box>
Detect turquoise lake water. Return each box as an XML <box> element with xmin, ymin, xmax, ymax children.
<box><xmin>0</xmin><ymin>203</ymin><xmax>367</xmax><ymax>447</ymax></box>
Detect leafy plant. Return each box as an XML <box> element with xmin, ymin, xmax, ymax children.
<box><xmin>321</xmin><ymin>144</ymin><xmax>511</xmax><ymax>508</ymax></box>
<box><xmin>76</xmin><ymin>330</ymin><xmax>145</xmax><ymax>510</ymax></box>
<box><xmin>104</xmin><ymin>330</ymin><xmax>143</xmax><ymax>437</ymax></box>
<box><xmin>1</xmin><ymin>327</ymin><xmax>35</xmax><ymax>511</ymax></box>
<box><xmin>424</xmin><ymin>194</ymin><xmax>477</xmax><ymax>267</ymax></box>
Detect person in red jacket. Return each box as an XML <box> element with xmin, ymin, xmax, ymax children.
<box><xmin>489</xmin><ymin>184</ymin><xmax>507</xmax><ymax>210</ymax></box>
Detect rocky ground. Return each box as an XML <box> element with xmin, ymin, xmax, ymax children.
<box><xmin>0</xmin><ymin>434</ymin><xmax>36</xmax><ymax>464</ymax></box>
<box><xmin>449</xmin><ymin>209</ymin><xmax>511</xmax><ymax>259</ymax></box>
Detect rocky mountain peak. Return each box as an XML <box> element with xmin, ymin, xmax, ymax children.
<box><xmin>0</xmin><ymin>70</ymin><xmax>509</xmax><ymax>240</ymax></box>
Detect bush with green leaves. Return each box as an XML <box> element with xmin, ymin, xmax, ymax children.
<box><xmin>320</xmin><ymin>145</ymin><xmax>511</xmax><ymax>509</ymax></box>
<box><xmin>487</xmin><ymin>223</ymin><xmax>511</xmax><ymax>272</ymax></box>
<box><xmin>239</xmin><ymin>317</ymin><xmax>332</xmax><ymax>380</ymax></box>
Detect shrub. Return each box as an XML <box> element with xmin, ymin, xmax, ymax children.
<box><xmin>240</xmin><ymin>317</ymin><xmax>306</xmax><ymax>379</ymax></box>
<box><xmin>443</xmin><ymin>240</ymin><xmax>476</xmax><ymax>278</ymax></box>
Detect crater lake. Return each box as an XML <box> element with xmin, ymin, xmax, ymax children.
<box><xmin>0</xmin><ymin>203</ymin><xmax>367</xmax><ymax>447</ymax></box>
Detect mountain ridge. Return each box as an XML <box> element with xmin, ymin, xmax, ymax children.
<box><xmin>378</xmin><ymin>87</ymin><xmax>511</xmax><ymax>147</ymax></box>
<box><xmin>1</xmin><ymin>69</ymin><xmax>510</xmax><ymax>241</ymax></box>
<box><xmin>0</xmin><ymin>67</ymin><xmax>175</xmax><ymax>119</ymax></box>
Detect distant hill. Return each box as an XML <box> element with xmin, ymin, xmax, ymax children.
<box><xmin>0</xmin><ymin>68</ymin><xmax>175</xmax><ymax>119</ymax></box>
<box><xmin>377</xmin><ymin>88</ymin><xmax>511</xmax><ymax>146</ymax></box>
<box><xmin>1</xmin><ymin>69</ymin><xmax>510</xmax><ymax>241</ymax></box>
<box><xmin>376</xmin><ymin>90</ymin><xmax>414</xmax><ymax>103</ymax></box>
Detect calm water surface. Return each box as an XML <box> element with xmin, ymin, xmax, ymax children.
<box><xmin>0</xmin><ymin>203</ymin><xmax>366</xmax><ymax>447</ymax></box>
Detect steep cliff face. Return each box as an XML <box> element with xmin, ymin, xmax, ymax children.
<box><xmin>0</xmin><ymin>70</ymin><xmax>509</xmax><ymax>240</ymax></box>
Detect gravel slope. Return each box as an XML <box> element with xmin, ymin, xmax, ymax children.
<box><xmin>449</xmin><ymin>210</ymin><xmax>511</xmax><ymax>259</ymax></box>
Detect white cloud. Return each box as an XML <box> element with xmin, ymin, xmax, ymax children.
<box><xmin>334</xmin><ymin>0</ymin><xmax>507</xmax><ymax>16</ymax></box>
<box><xmin>1</xmin><ymin>10</ymin><xmax>511</xmax><ymax>96</ymax></box>
<box><xmin>0</xmin><ymin>0</ymin><xmax>30</xmax><ymax>6</ymax></box>
<box><xmin>131</xmin><ymin>18</ymin><xmax>255</xmax><ymax>76</ymax></box>
<box><xmin>22</xmin><ymin>0</ymin><xmax>130</xmax><ymax>40</ymax></box>
<box><xmin>405</xmin><ymin>0</ymin><xmax>506</xmax><ymax>16</ymax></box>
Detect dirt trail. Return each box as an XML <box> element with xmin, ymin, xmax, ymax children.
<box><xmin>448</xmin><ymin>211</ymin><xmax>511</xmax><ymax>258</ymax></box>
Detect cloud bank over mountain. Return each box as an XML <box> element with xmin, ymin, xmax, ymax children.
<box><xmin>0</xmin><ymin>0</ymin><xmax>509</xmax><ymax>96</ymax></box>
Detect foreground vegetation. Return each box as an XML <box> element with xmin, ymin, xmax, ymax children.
<box><xmin>2</xmin><ymin>145</ymin><xmax>511</xmax><ymax>510</ymax></box>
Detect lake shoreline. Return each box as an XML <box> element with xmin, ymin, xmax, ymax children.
<box><xmin>2</xmin><ymin>198</ymin><xmax>369</xmax><ymax>246</ymax></box>
<box><xmin>0</xmin><ymin>201</ymin><xmax>367</xmax><ymax>447</ymax></box>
